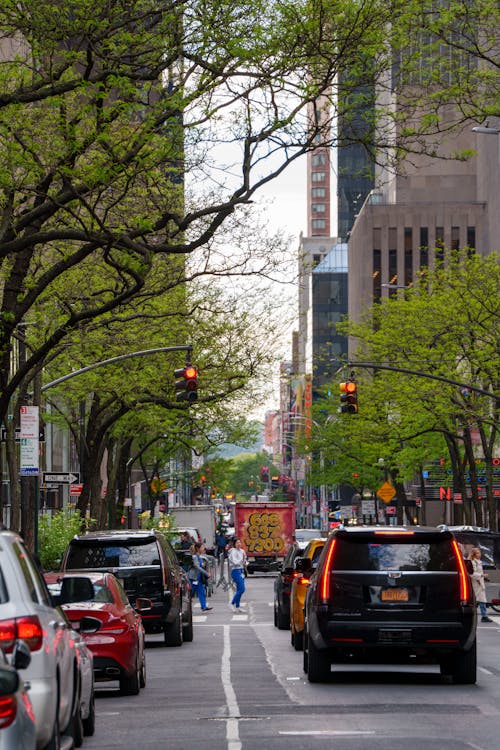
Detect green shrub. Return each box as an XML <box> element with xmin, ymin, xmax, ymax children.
<box><xmin>38</xmin><ymin>509</ymin><xmax>88</xmax><ymax>571</ymax></box>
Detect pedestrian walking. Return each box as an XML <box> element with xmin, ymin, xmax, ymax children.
<box><xmin>468</xmin><ymin>547</ymin><xmax>493</xmax><ymax>622</ymax></box>
<box><xmin>228</xmin><ymin>538</ymin><xmax>247</xmax><ymax>612</ymax></box>
<box><xmin>189</xmin><ymin>542</ymin><xmax>212</xmax><ymax>612</ymax></box>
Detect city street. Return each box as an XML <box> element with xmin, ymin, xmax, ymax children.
<box><xmin>83</xmin><ymin>574</ymin><xmax>500</xmax><ymax>750</ymax></box>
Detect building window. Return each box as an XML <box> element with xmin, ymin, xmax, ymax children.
<box><xmin>311</xmin><ymin>187</ymin><xmax>326</xmax><ymax>198</ymax></box>
<box><xmin>404</xmin><ymin>227</ymin><xmax>412</xmax><ymax>287</ymax></box>
<box><xmin>388</xmin><ymin>228</ymin><xmax>398</xmax><ymax>293</ymax></box>
<box><xmin>435</xmin><ymin>226</ymin><xmax>444</xmax><ymax>264</ymax></box>
<box><xmin>420</xmin><ymin>227</ymin><xmax>428</xmax><ymax>270</ymax></box>
<box><xmin>311</xmin><ymin>172</ymin><xmax>325</xmax><ymax>182</ymax></box>
<box><xmin>467</xmin><ymin>226</ymin><xmax>476</xmax><ymax>256</ymax></box>
<box><xmin>312</xmin><ymin>153</ymin><xmax>326</xmax><ymax>166</ymax></box>
<box><xmin>311</xmin><ymin>219</ymin><xmax>326</xmax><ymax>231</ymax></box>
<box><xmin>373</xmin><ymin>248</ymin><xmax>381</xmax><ymax>301</ymax></box>
<box><xmin>312</xmin><ymin>203</ymin><xmax>326</xmax><ymax>213</ymax></box>
<box><xmin>451</xmin><ymin>226</ymin><xmax>460</xmax><ymax>251</ymax></box>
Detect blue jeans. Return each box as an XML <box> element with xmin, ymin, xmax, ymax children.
<box><xmin>479</xmin><ymin>602</ymin><xmax>487</xmax><ymax>617</ymax></box>
<box><xmin>191</xmin><ymin>576</ymin><xmax>208</xmax><ymax>609</ymax></box>
<box><xmin>231</xmin><ymin>568</ymin><xmax>245</xmax><ymax>608</ymax></box>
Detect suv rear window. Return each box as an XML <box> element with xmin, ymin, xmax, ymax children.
<box><xmin>66</xmin><ymin>539</ymin><xmax>160</xmax><ymax>568</ymax></box>
<box><xmin>333</xmin><ymin>538</ymin><xmax>457</xmax><ymax>572</ymax></box>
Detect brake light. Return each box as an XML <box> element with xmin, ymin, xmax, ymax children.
<box><xmin>374</xmin><ymin>530</ymin><xmax>415</xmax><ymax>536</ymax></box>
<box><xmin>0</xmin><ymin>619</ymin><xmax>16</xmax><ymax>653</ymax></box>
<box><xmin>0</xmin><ymin>695</ymin><xmax>17</xmax><ymax>729</ymax></box>
<box><xmin>0</xmin><ymin>616</ymin><xmax>43</xmax><ymax>653</ymax></box>
<box><xmin>17</xmin><ymin>616</ymin><xmax>43</xmax><ymax>651</ymax></box>
<box><xmin>319</xmin><ymin>539</ymin><xmax>336</xmax><ymax>602</ymax></box>
<box><xmin>298</xmin><ymin>577</ymin><xmax>310</xmax><ymax>586</ymax></box>
<box><xmin>452</xmin><ymin>540</ymin><xmax>471</xmax><ymax>603</ymax></box>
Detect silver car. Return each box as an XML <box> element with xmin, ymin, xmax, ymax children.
<box><xmin>0</xmin><ymin>530</ymin><xmax>79</xmax><ymax>749</ymax></box>
<box><xmin>0</xmin><ymin>641</ymin><xmax>36</xmax><ymax>750</ymax></box>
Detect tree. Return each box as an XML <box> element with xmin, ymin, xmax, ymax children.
<box><xmin>315</xmin><ymin>253</ymin><xmax>500</xmax><ymax>528</ymax></box>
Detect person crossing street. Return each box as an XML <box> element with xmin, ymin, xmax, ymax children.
<box><xmin>228</xmin><ymin>538</ymin><xmax>247</xmax><ymax>612</ymax></box>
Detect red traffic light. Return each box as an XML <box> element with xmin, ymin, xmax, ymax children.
<box><xmin>174</xmin><ymin>364</ymin><xmax>198</xmax><ymax>403</ymax></box>
<box><xmin>339</xmin><ymin>380</ymin><xmax>358</xmax><ymax>414</ymax></box>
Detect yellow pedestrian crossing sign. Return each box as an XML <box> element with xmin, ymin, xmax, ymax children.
<box><xmin>377</xmin><ymin>481</ymin><xmax>396</xmax><ymax>504</ymax></box>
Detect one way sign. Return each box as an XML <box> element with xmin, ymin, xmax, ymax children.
<box><xmin>42</xmin><ymin>472</ymin><xmax>80</xmax><ymax>485</ymax></box>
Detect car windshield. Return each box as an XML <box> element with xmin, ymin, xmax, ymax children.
<box><xmin>48</xmin><ymin>577</ymin><xmax>114</xmax><ymax>605</ymax></box>
<box><xmin>66</xmin><ymin>540</ymin><xmax>160</xmax><ymax>568</ymax></box>
<box><xmin>334</xmin><ymin>538</ymin><xmax>458</xmax><ymax>572</ymax></box>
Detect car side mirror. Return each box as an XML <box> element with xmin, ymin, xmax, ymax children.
<box><xmin>295</xmin><ymin>557</ymin><xmax>313</xmax><ymax>574</ymax></box>
<box><xmin>136</xmin><ymin>598</ymin><xmax>153</xmax><ymax>613</ymax></box>
<box><xmin>12</xmin><ymin>640</ymin><xmax>31</xmax><ymax>671</ymax></box>
<box><xmin>79</xmin><ymin>616</ymin><xmax>102</xmax><ymax>634</ymax></box>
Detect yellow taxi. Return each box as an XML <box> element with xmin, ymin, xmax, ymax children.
<box><xmin>290</xmin><ymin>537</ymin><xmax>325</xmax><ymax>650</ymax></box>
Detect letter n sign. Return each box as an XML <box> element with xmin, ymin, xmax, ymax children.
<box><xmin>439</xmin><ymin>486</ymin><xmax>451</xmax><ymax>501</ymax></box>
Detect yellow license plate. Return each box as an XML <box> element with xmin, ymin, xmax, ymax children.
<box><xmin>381</xmin><ymin>588</ymin><xmax>408</xmax><ymax>602</ymax></box>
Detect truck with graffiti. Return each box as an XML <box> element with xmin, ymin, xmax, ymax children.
<box><xmin>234</xmin><ymin>501</ymin><xmax>296</xmax><ymax>573</ymax></box>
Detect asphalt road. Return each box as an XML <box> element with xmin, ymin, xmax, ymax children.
<box><xmin>83</xmin><ymin>572</ymin><xmax>500</xmax><ymax>750</ymax></box>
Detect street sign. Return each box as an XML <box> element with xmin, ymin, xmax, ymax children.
<box><xmin>1</xmin><ymin>427</ymin><xmax>45</xmax><ymax>442</ymax></box>
<box><xmin>69</xmin><ymin>484</ymin><xmax>83</xmax><ymax>495</ymax></box>
<box><xmin>377</xmin><ymin>481</ymin><xmax>396</xmax><ymax>504</ymax></box>
<box><xmin>42</xmin><ymin>472</ymin><xmax>79</xmax><ymax>485</ymax></box>
<box><xmin>386</xmin><ymin>506</ymin><xmax>396</xmax><ymax>515</ymax></box>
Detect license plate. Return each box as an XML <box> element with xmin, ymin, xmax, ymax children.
<box><xmin>381</xmin><ymin>588</ymin><xmax>408</xmax><ymax>602</ymax></box>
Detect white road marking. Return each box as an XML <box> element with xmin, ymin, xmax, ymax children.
<box><xmin>192</xmin><ymin>615</ymin><xmax>208</xmax><ymax>622</ymax></box>
<box><xmin>479</xmin><ymin>666</ymin><xmax>493</xmax><ymax>675</ymax></box>
<box><xmin>279</xmin><ymin>729</ymin><xmax>375</xmax><ymax>737</ymax></box>
<box><xmin>286</xmin><ymin>677</ymin><xmax>301</xmax><ymax>681</ymax></box>
<box><xmin>222</xmin><ymin>624</ymin><xmax>241</xmax><ymax>750</ymax></box>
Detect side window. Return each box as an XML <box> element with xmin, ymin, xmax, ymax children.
<box><xmin>22</xmin><ymin>545</ymin><xmax>52</xmax><ymax>606</ymax></box>
<box><xmin>113</xmin><ymin>577</ymin><xmax>130</xmax><ymax>607</ymax></box>
<box><xmin>13</xmin><ymin>542</ymin><xmax>38</xmax><ymax>603</ymax></box>
<box><xmin>159</xmin><ymin>537</ymin><xmax>176</xmax><ymax>567</ymax></box>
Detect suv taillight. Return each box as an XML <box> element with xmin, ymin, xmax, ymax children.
<box><xmin>0</xmin><ymin>695</ymin><xmax>17</xmax><ymax>729</ymax></box>
<box><xmin>0</xmin><ymin>616</ymin><xmax>43</xmax><ymax>653</ymax></box>
<box><xmin>451</xmin><ymin>540</ymin><xmax>471</xmax><ymax>604</ymax></box>
<box><xmin>319</xmin><ymin>540</ymin><xmax>336</xmax><ymax>603</ymax></box>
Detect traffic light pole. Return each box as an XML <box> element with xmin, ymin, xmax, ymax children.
<box><xmin>41</xmin><ymin>346</ymin><xmax>193</xmax><ymax>392</ymax></box>
<box><xmin>347</xmin><ymin>362</ymin><xmax>499</xmax><ymax>401</ymax></box>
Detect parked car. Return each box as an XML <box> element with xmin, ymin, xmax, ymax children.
<box><xmin>290</xmin><ymin>538</ymin><xmax>325</xmax><ymax>651</ymax></box>
<box><xmin>0</xmin><ymin>529</ymin><xmax>80</xmax><ymax>750</ymax></box>
<box><xmin>44</xmin><ymin>577</ymin><xmax>95</xmax><ymax>742</ymax></box>
<box><xmin>0</xmin><ymin>641</ymin><xmax>36</xmax><ymax>750</ymax></box>
<box><xmin>60</xmin><ymin>529</ymin><xmax>193</xmax><ymax>646</ymax></box>
<box><xmin>273</xmin><ymin>543</ymin><xmax>305</xmax><ymax>630</ymax></box>
<box><xmin>45</xmin><ymin>571</ymin><xmax>146</xmax><ymax>695</ymax></box>
<box><xmin>303</xmin><ymin>525</ymin><xmax>477</xmax><ymax>683</ymax></box>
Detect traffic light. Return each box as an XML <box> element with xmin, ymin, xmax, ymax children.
<box><xmin>339</xmin><ymin>380</ymin><xmax>358</xmax><ymax>413</ymax></box>
<box><xmin>174</xmin><ymin>364</ymin><xmax>198</xmax><ymax>403</ymax></box>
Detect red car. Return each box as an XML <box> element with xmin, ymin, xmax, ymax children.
<box><xmin>45</xmin><ymin>572</ymin><xmax>147</xmax><ymax>696</ymax></box>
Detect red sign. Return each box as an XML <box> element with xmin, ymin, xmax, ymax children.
<box><xmin>234</xmin><ymin>502</ymin><xmax>296</xmax><ymax>558</ymax></box>
<box><xmin>385</xmin><ymin>506</ymin><xmax>396</xmax><ymax>515</ymax></box>
<box><xmin>69</xmin><ymin>484</ymin><xmax>83</xmax><ymax>496</ymax></box>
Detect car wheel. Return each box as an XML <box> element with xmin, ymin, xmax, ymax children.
<box><xmin>66</xmin><ymin>676</ymin><xmax>84</xmax><ymax>748</ymax></box>
<box><xmin>307</xmin><ymin>634</ymin><xmax>331</xmax><ymax>683</ymax></box>
<box><xmin>183</xmin><ymin>605</ymin><xmax>194</xmax><ymax>643</ymax></box>
<box><xmin>164</xmin><ymin>610</ymin><xmax>183</xmax><ymax>647</ymax></box>
<box><xmin>448</xmin><ymin>640</ymin><xmax>477</xmax><ymax>685</ymax></box>
<box><xmin>276</xmin><ymin>602</ymin><xmax>289</xmax><ymax>630</ymax></box>
<box><xmin>119</xmin><ymin>659</ymin><xmax>141</xmax><ymax>696</ymax></box>
<box><xmin>294</xmin><ymin>629</ymin><xmax>304</xmax><ymax>652</ymax></box>
<box><xmin>303</xmin><ymin>630</ymin><xmax>309</xmax><ymax>673</ymax></box>
<box><xmin>139</xmin><ymin>656</ymin><xmax>147</xmax><ymax>688</ymax></box>
<box><xmin>82</xmin><ymin>688</ymin><xmax>96</xmax><ymax>737</ymax></box>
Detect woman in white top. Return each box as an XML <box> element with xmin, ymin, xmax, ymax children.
<box><xmin>228</xmin><ymin>538</ymin><xmax>247</xmax><ymax>612</ymax></box>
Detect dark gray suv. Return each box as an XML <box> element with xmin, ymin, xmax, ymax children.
<box><xmin>303</xmin><ymin>526</ymin><xmax>477</xmax><ymax>683</ymax></box>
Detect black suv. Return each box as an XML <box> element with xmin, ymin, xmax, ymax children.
<box><xmin>303</xmin><ymin>526</ymin><xmax>477</xmax><ymax>683</ymax></box>
<box><xmin>61</xmin><ymin>529</ymin><xmax>193</xmax><ymax>646</ymax></box>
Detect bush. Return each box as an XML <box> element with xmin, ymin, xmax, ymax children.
<box><xmin>38</xmin><ymin>510</ymin><xmax>88</xmax><ymax>571</ymax></box>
